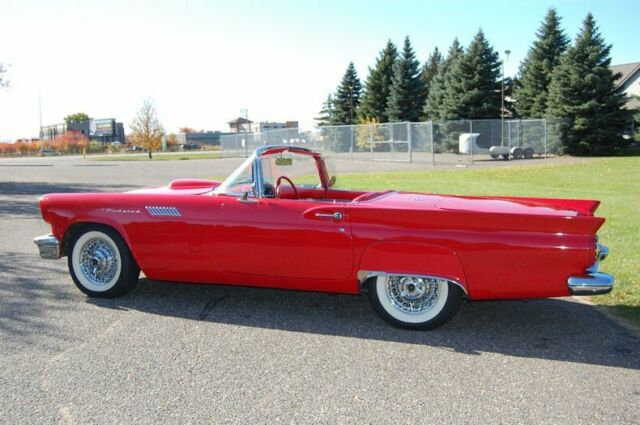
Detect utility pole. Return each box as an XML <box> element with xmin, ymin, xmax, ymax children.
<box><xmin>501</xmin><ymin>50</ymin><xmax>510</xmax><ymax>146</ymax></box>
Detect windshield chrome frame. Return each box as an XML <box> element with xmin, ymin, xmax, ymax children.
<box><xmin>214</xmin><ymin>145</ymin><xmax>327</xmax><ymax>198</ymax></box>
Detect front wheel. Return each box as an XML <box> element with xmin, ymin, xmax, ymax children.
<box><xmin>68</xmin><ymin>226</ymin><xmax>139</xmax><ymax>298</ymax></box>
<box><xmin>368</xmin><ymin>275</ymin><xmax>462</xmax><ymax>330</ymax></box>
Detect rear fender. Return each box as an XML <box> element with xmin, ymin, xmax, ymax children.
<box><xmin>357</xmin><ymin>242</ymin><xmax>469</xmax><ymax>295</ymax></box>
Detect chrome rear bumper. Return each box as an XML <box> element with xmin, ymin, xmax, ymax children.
<box><xmin>567</xmin><ymin>242</ymin><xmax>614</xmax><ymax>295</ymax></box>
<box><xmin>34</xmin><ymin>234</ymin><xmax>60</xmax><ymax>259</ymax></box>
<box><xmin>568</xmin><ymin>272</ymin><xmax>614</xmax><ymax>295</ymax></box>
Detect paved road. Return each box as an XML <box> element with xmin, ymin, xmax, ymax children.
<box><xmin>1</xmin><ymin>155</ymin><xmax>638</xmax><ymax>424</ymax></box>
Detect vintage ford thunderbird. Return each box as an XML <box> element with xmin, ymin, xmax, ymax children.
<box><xmin>34</xmin><ymin>146</ymin><xmax>613</xmax><ymax>329</ymax></box>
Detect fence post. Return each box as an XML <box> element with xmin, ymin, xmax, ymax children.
<box><xmin>350</xmin><ymin>125</ymin><xmax>354</xmax><ymax>160</ymax></box>
<box><xmin>369</xmin><ymin>124</ymin><xmax>374</xmax><ymax>160</ymax></box>
<box><xmin>469</xmin><ymin>120</ymin><xmax>473</xmax><ymax>164</ymax></box>
<box><xmin>390</xmin><ymin>124</ymin><xmax>394</xmax><ymax>162</ymax></box>
<box><xmin>544</xmin><ymin>119</ymin><xmax>548</xmax><ymax>159</ymax></box>
<box><xmin>407</xmin><ymin>122</ymin><xmax>413</xmax><ymax>163</ymax></box>
<box><xmin>430</xmin><ymin>121</ymin><xmax>435</xmax><ymax>166</ymax></box>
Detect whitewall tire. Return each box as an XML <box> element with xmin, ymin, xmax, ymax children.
<box><xmin>68</xmin><ymin>225</ymin><xmax>139</xmax><ymax>298</ymax></box>
<box><xmin>368</xmin><ymin>275</ymin><xmax>462</xmax><ymax>330</ymax></box>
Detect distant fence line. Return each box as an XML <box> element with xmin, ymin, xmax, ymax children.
<box><xmin>220</xmin><ymin>119</ymin><xmax>562</xmax><ymax>164</ymax></box>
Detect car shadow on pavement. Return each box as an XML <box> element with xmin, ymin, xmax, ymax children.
<box><xmin>90</xmin><ymin>278</ymin><xmax>640</xmax><ymax>371</ymax></box>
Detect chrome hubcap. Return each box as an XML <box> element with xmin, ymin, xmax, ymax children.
<box><xmin>386</xmin><ymin>276</ymin><xmax>441</xmax><ymax>314</ymax></box>
<box><xmin>79</xmin><ymin>238</ymin><xmax>118</xmax><ymax>285</ymax></box>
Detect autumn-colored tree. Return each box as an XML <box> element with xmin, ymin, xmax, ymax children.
<box><xmin>179</xmin><ymin>127</ymin><xmax>196</xmax><ymax>133</ymax></box>
<box><xmin>130</xmin><ymin>98</ymin><xmax>164</xmax><ymax>159</ymax></box>
<box><xmin>166</xmin><ymin>133</ymin><xmax>178</xmax><ymax>151</ymax></box>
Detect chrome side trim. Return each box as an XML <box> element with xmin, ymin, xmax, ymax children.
<box><xmin>359</xmin><ymin>270</ymin><xmax>468</xmax><ymax>296</ymax></box>
<box><xmin>33</xmin><ymin>234</ymin><xmax>60</xmax><ymax>259</ymax></box>
<box><xmin>568</xmin><ymin>273</ymin><xmax>614</xmax><ymax>295</ymax></box>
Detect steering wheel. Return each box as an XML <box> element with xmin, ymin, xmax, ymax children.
<box><xmin>276</xmin><ymin>176</ymin><xmax>299</xmax><ymax>199</ymax></box>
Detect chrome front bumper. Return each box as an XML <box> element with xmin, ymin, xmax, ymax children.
<box><xmin>34</xmin><ymin>234</ymin><xmax>60</xmax><ymax>259</ymax></box>
<box><xmin>568</xmin><ymin>243</ymin><xmax>614</xmax><ymax>295</ymax></box>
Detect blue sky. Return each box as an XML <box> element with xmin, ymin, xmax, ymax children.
<box><xmin>0</xmin><ymin>0</ymin><xmax>638</xmax><ymax>140</ymax></box>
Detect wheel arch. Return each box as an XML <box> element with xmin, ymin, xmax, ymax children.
<box><xmin>356</xmin><ymin>241</ymin><xmax>470</xmax><ymax>296</ymax></box>
<box><xmin>61</xmin><ymin>220</ymin><xmax>135</xmax><ymax>260</ymax></box>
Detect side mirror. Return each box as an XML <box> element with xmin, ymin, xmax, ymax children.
<box><xmin>329</xmin><ymin>175</ymin><xmax>337</xmax><ymax>187</ymax></box>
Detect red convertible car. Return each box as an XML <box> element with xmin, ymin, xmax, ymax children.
<box><xmin>34</xmin><ymin>145</ymin><xmax>613</xmax><ymax>330</ymax></box>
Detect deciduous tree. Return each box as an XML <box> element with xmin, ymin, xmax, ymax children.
<box><xmin>129</xmin><ymin>98</ymin><xmax>164</xmax><ymax>159</ymax></box>
<box><xmin>64</xmin><ymin>112</ymin><xmax>90</xmax><ymax>124</ymax></box>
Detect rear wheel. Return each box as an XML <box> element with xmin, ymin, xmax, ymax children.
<box><xmin>68</xmin><ymin>226</ymin><xmax>139</xmax><ymax>298</ymax></box>
<box><xmin>490</xmin><ymin>154</ymin><xmax>499</xmax><ymax>159</ymax></box>
<box><xmin>523</xmin><ymin>147</ymin><xmax>534</xmax><ymax>159</ymax></box>
<box><xmin>367</xmin><ymin>275</ymin><xmax>462</xmax><ymax>330</ymax></box>
<box><xmin>512</xmin><ymin>148</ymin><xmax>523</xmax><ymax>160</ymax></box>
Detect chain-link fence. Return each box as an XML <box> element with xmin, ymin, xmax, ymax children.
<box><xmin>220</xmin><ymin>119</ymin><xmax>562</xmax><ymax>164</ymax></box>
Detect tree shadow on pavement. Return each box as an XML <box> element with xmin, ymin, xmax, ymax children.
<box><xmin>0</xmin><ymin>252</ymin><xmax>77</xmax><ymax>352</ymax></box>
<box><xmin>90</xmin><ymin>278</ymin><xmax>640</xmax><ymax>371</ymax></box>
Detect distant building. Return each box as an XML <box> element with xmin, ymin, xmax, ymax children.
<box><xmin>227</xmin><ymin>117</ymin><xmax>253</xmax><ymax>133</ymax></box>
<box><xmin>250</xmin><ymin>120</ymin><xmax>298</xmax><ymax>133</ymax></box>
<box><xmin>611</xmin><ymin>62</ymin><xmax>640</xmax><ymax>111</ymax></box>
<box><xmin>227</xmin><ymin>117</ymin><xmax>298</xmax><ymax>134</ymax></box>
<box><xmin>40</xmin><ymin>118</ymin><xmax>125</xmax><ymax>143</ymax></box>
<box><xmin>175</xmin><ymin>131</ymin><xmax>231</xmax><ymax>147</ymax></box>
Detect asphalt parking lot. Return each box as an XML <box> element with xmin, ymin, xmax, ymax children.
<box><xmin>1</xmin><ymin>154</ymin><xmax>639</xmax><ymax>424</ymax></box>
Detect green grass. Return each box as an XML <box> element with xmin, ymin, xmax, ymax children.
<box><xmin>335</xmin><ymin>157</ymin><xmax>640</xmax><ymax>327</ymax></box>
<box><xmin>91</xmin><ymin>151</ymin><xmax>221</xmax><ymax>161</ymax></box>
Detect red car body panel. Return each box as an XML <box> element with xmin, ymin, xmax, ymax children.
<box><xmin>38</xmin><ymin>169</ymin><xmax>603</xmax><ymax>301</ymax></box>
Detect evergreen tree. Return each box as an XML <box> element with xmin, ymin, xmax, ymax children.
<box><xmin>386</xmin><ymin>36</ymin><xmax>427</xmax><ymax>122</ymax></box>
<box><xmin>332</xmin><ymin>62</ymin><xmax>362</xmax><ymax>125</ymax></box>
<box><xmin>546</xmin><ymin>13</ymin><xmax>630</xmax><ymax>155</ymax></box>
<box><xmin>515</xmin><ymin>8</ymin><xmax>569</xmax><ymax>118</ymax></box>
<box><xmin>442</xmin><ymin>29</ymin><xmax>501</xmax><ymax>119</ymax></box>
<box><xmin>315</xmin><ymin>94</ymin><xmax>335</xmax><ymax>127</ymax></box>
<box><xmin>421</xmin><ymin>47</ymin><xmax>443</xmax><ymax>113</ymax></box>
<box><xmin>424</xmin><ymin>39</ymin><xmax>464</xmax><ymax>120</ymax></box>
<box><xmin>359</xmin><ymin>40</ymin><xmax>397</xmax><ymax>123</ymax></box>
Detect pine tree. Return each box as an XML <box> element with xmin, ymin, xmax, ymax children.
<box><xmin>424</xmin><ymin>39</ymin><xmax>464</xmax><ymax>120</ymax></box>
<box><xmin>421</xmin><ymin>47</ymin><xmax>443</xmax><ymax>113</ymax></box>
<box><xmin>315</xmin><ymin>94</ymin><xmax>335</xmax><ymax>127</ymax></box>
<box><xmin>515</xmin><ymin>8</ymin><xmax>569</xmax><ymax>118</ymax></box>
<box><xmin>546</xmin><ymin>13</ymin><xmax>630</xmax><ymax>155</ymax></box>
<box><xmin>359</xmin><ymin>40</ymin><xmax>397</xmax><ymax>123</ymax></box>
<box><xmin>386</xmin><ymin>36</ymin><xmax>426</xmax><ymax>122</ymax></box>
<box><xmin>332</xmin><ymin>62</ymin><xmax>362</xmax><ymax>125</ymax></box>
<box><xmin>442</xmin><ymin>29</ymin><xmax>501</xmax><ymax>119</ymax></box>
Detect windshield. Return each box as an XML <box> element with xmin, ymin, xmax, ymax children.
<box><xmin>214</xmin><ymin>155</ymin><xmax>255</xmax><ymax>196</ymax></box>
<box><xmin>260</xmin><ymin>152</ymin><xmax>322</xmax><ymax>188</ymax></box>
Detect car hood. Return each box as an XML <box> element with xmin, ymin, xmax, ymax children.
<box><xmin>358</xmin><ymin>191</ymin><xmax>600</xmax><ymax>217</ymax></box>
<box><xmin>127</xmin><ymin>179</ymin><xmax>222</xmax><ymax>196</ymax></box>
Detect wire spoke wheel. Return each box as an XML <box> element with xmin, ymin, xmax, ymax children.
<box><xmin>368</xmin><ymin>274</ymin><xmax>462</xmax><ymax>330</ymax></box>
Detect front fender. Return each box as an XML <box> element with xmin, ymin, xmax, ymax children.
<box><xmin>357</xmin><ymin>241</ymin><xmax>469</xmax><ymax>295</ymax></box>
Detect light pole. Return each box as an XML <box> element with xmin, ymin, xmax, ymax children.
<box><xmin>501</xmin><ymin>50</ymin><xmax>511</xmax><ymax>146</ymax></box>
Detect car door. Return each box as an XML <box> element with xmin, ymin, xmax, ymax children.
<box><xmin>217</xmin><ymin>196</ymin><xmax>353</xmax><ymax>280</ymax></box>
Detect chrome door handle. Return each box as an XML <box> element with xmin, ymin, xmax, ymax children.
<box><xmin>315</xmin><ymin>212</ymin><xmax>343</xmax><ymax>220</ymax></box>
